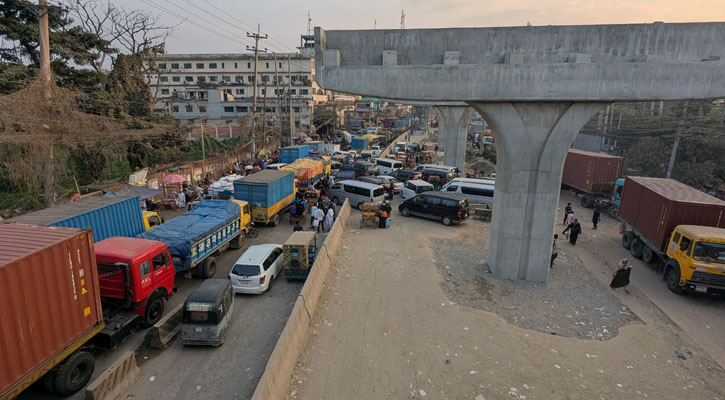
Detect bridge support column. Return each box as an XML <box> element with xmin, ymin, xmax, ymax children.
<box><xmin>470</xmin><ymin>102</ymin><xmax>606</xmax><ymax>281</ymax></box>
<box><xmin>434</xmin><ymin>106</ymin><xmax>470</xmax><ymax>174</ymax></box>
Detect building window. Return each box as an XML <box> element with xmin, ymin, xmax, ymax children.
<box><xmin>293</xmin><ymin>107</ymin><xmax>300</xmax><ymax>112</ymax></box>
<box><xmin>196</xmin><ymin>63</ymin><xmax>204</xmax><ymax>69</ymax></box>
<box><xmin>223</xmin><ymin>88</ymin><xmax>231</xmax><ymax>94</ymax></box>
<box><xmin>235</xmin><ymin>88</ymin><xmax>244</xmax><ymax>95</ymax></box>
<box><xmin>221</xmin><ymin>63</ymin><xmax>225</xmax><ymax>68</ymax></box>
<box><xmin>279</xmin><ymin>62</ymin><xmax>282</xmax><ymax>68</ymax></box>
<box><xmin>199</xmin><ymin>106</ymin><xmax>206</xmax><ymax>112</ymax></box>
<box><xmin>209</xmin><ymin>63</ymin><xmax>217</xmax><ymax>69</ymax></box>
<box><xmin>160</xmin><ymin>76</ymin><xmax>168</xmax><ymax>82</ymax></box>
<box><xmin>183</xmin><ymin>63</ymin><xmax>192</xmax><ymax>69</ymax></box>
<box><xmin>261</xmin><ymin>89</ymin><xmax>265</xmax><ymax>95</ymax></box>
<box><xmin>209</xmin><ymin>76</ymin><xmax>217</xmax><ymax>82</ymax></box>
<box><xmin>172</xmin><ymin>105</ymin><xmax>179</xmax><ymax>112</ymax></box>
<box><xmin>161</xmin><ymin>88</ymin><xmax>169</xmax><ymax>94</ymax></box>
<box><xmin>185</xmin><ymin>105</ymin><xmax>193</xmax><ymax>112</ymax></box>
<box><xmin>158</xmin><ymin>63</ymin><xmax>166</xmax><ymax>69</ymax></box>
<box><xmin>172</xmin><ymin>76</ymin><xmax>180</xmax><ymax>82</ymax></box>
<box><xmin>291</xmin><ymin>76</ymin><xmax>296</xmax><ymax>83</ymax></box>
<box><xmin>185</xmin><ymin>76</ymin><xmax>193</xmax><ymax>82</ymax></box>
<box><xmin>170</xmin><ymin>63</ymin><xmax>179</xmax><ymax>69</ymax></box>
<box><xmin>247</xmin><ymin>76</ymin><xmax>254</xmax><ymax>82</ymax></box>
<box><xmin>302</xmin><ymin>89</ymin><xmax>309</xmax><ymax>95</ymax></box>
<box><xmin>224</xmin><ymin>106</ymin><xmax>234</xmax><ymax>113</ymax></box>
<box><xmin>236</xmin><ymin>106</ymin><xmax>248</xmax><ymax>112</ymax></box>
<box><xmin>291</xmin><ymin>89</ymin><xmax>296</xmax><ymax>95</ymax></box>
<box><xmin>197</xmin><ymin>76</ymin><xmax>205</xmax><ymax>83</ymax></box>
<box><xmin>222</xmin><ymin>76</ymin><xmax>231</xmax><ymax>82</ymax></box>
<box><xmin>261</xmin><ymin>75</ymin><xmax>269</xmax><ymax>82</ymax></box>
<box><xmin>234</xmin><ymin>62</ymin><xmax>238</xmax><ymax>68</ymax></box>
<box><xmin>247</xmin><ymin>62</ymin><xmax>251</xmax><ymax>68</ymax></box>
<box><xmin>265</xmin><ymin>62</ymin><xmax>269</xmax><ymax>68</ymax></box>
<box><xmin>235</xmin><ymin>75</ymin><xmax>243</xmax><ymax>82</ymax></box>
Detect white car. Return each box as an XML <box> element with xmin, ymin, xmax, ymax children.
<box><xmin>378</xmin><ymin>175</ymin><xmax>403</xmax><ymax>194</ymax></box>
<box><xmin>400</xmin><ymin>180</ymin><xmax>434</xmax><ymax>199</ymax></box>
<box><xmin>228</xmin><ymin>244</ymin><xmax>283</xmax><ymax>294</ymax></box>
<box><xmin>370</xmin><ymin>146</ymin><xmax>382</xmax><ymax>157</ymax></box>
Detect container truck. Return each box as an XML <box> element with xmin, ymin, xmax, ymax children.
<box><xmin>233</xmin><ymin>170</ymin><xmax>295</xmax><ymax>227</ymax></box>
<box><xmin>351</xmin><ymin>136</ymin><xmax>370</xmax><ymax>151</ymax></box>
<box><xmin>10</xmin><ymin>195</ymin><xmax>162</xmax><ymax>242</ymax></box>
<box><xmin>281</xmin><ymin>158</ymin><xmax>326</xmax><ymax>191</ymax></box>
<box><xmin>281</xmin><ymin>145</ymin><xmax>311</xmax><ymax>164</ymax></box>
<box><xmin>139</xmin><ymin>199</ymin><xmax>253</xmax><ymax>278</ymax></box>
<box><xmin>1</xmin><ymin>224</ymin><xmax>104</xmax><ymax>398</ymax></box>
<box><xmin>0</xmin><ymin>224</ymin><xmax>177</xmax><ymax>399</ymax></box>
<box><xmin>616</xmin><ymin>177</ymin><xmax>725</xmax><ymax>294</ymax></box>
<box><xmin>561</xmin><ymin>149</ymin><xmax>626</xmax><ymax>211</ymax></box>
<box><xmin>304</xmin><ymin>140</ymin><xmax>324</xmax><ymax>153</ymax></box>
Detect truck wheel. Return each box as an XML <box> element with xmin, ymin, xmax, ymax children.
<box><xmin>247</xmin><ymin>227</ymin><xmax>259</xmax><ymax>238</ymax></box>
<box><xmin>53</xmin><ymin>350</ymin><xmax>94</xmax><ymax>395</ymax></box>
<box><xmin>665</xmin><ymin>265</ymin><xmax>683</xmax><ymax>294</ymax></box>
<box><xmin>642</xmin><ymin>246</ymin><xmax>657</xmax><ymax>264</ymax></box>
<box><xmin>608</xmin><ymin>205</ymin><xmax>619</xmax><ymax>218</ymax></box>
<box><xmin>143</xmin><ymin>295</ymin><xmax>165</xmax><ymax>327</ymax></box>
<box><xmin>630</xmin><ymin>238</ymin><xmax>644</xmax><ymax>259</ymax></box>
<box><xmin>269</xmin><ymin>213</ymin><xmax>280</xmax><ymax>227</ymax></box>
<box><xmin>580</xmin><ymin>195</ymin><xmax>594</xmax><ymax>208</ymax></box>
<box><xmin>230</xmin><ymin>232</ymin><xmax>245</xmax><ymax>249</ymax></box>
<box><xmin>621</xmin><ymin>232</ymin><xmax>634</xmax><ymax>249</ymax></box>
<box><xmin>201</xmin><ymin>257</ymin><xmax>217</xmax><ymax>278</ymax></box>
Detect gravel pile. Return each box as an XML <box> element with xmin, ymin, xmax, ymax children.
<box><xmin>431</xmin><ymin>235</ymin><xmax>640</xmax><ymax>340</ymax></box>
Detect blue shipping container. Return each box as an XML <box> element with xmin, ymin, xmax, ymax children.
<box><xmin>305</xmin><ymin>141</ymin><xmax>324</xmax><ymax>152</ymax></box>
<box><xmin>281</xmin><ymin>145</ymin><xmax>311</xmax><ymax>164</ymax></box>
<box><xmin>233</xmin><ymin>170</ymin><xmax>295</xmax><ymax>208</ymax></box>
<box><xmin>139</xmin><ymin>200</ymin><xmax>241</xmax><ymax>272</ymax></box>
<box><xmin>350</xmin><ymin>120</ymin><xmax>364</xmax><ymax>129</ymax></box>
<box><xmin>10</xmin><ymin>195</ymin><xmax>145</xmax><ymax>242</ymax></box>
<box><xmin>351</xmin><ymin>137</ymin><xmax>369</xmax><ymax>149</ymax></box>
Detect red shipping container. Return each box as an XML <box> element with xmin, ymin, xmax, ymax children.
<box><xmin>618</xmin><ymin>177</ymin><xmax>725</xmax><ymax>251</ymax></box>
<box><xmin>0</xmin><ymin>224</ymin><xmax>104</xmax><ymax>398</ymax></box>
<box><xmin>562</xmin><ymin>149</ymin><xmax>626</xmax><ymax>194</ymax></box>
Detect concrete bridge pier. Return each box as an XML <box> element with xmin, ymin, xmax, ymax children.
<box><xmin>434</xmin><ymin>106</ymin><xmax>470</xmax><ymax>173</ymax></box>
<box><xmin>470</xmin><ymin>102</ymin><xmax>606</xmax><ymax>281</ymax></box>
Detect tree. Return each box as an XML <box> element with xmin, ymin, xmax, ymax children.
<box><xmin>623</xmin><ymin>136</ymin><xmax>669</xmax><ymax>177</ymax></box>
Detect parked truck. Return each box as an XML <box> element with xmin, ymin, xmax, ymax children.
<box><xmin>10</xmin><ymin>195</ymin><xmax>162</xmax><ymax>242</ymax></box>
<box><xmin>281</xmin><ymin>144</ymin><xmax>311</xmax><ymax>164</ymax></box>
<box><xmin>350</xmin><ymin>136</ymin><xmax>370</xmax><ymax>152</ymax></box>
<box><xmin>233</xmin><ymin>170</ymin><xmax>295</xmax><ymax>226</ymax></box>
<box><xmin>561</xmin><ymin>149</ymin><xmax>627</xmax><ymax>213</ymax></box>
<box><xmin>139</xmin><ymin>199</ymin><xmax>253</xmax><ymax>278</ymax></box>
<box><xmin>617</xmin><ymin>176</ymin><xmax>725</xmax><ymax>294</ymax></box>
<box><xmin>281</xmin><ymin>158</ymin><xmax>326</xmax><ymax>192</ymax></box>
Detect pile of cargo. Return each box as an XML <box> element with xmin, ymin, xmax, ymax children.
<box><xmin>281</xmin><ymin>158</ymin><xmax>325</xmax><ymax>187</ymax></box>
<box><xmin>208</xmin><ymin>174</ymin><xmax>242</xmax><ymax>198</ymax></box>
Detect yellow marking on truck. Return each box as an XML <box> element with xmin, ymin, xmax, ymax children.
<box><xmin>80</xmin><ymin>279</ymin><xmax>85</xmax><ymax>286</ymax></box>
<box><xmin>82</xmin><ymin>287</ymin><xmax>88</xmax><ymax>295</ymax></box>
<box><xmin>84</xmin><ymin>307</ymin><xmax>91</xmax><ymax>316</ymax></box>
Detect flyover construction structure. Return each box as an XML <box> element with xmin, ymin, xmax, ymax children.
<box><xmin>315</xmin><ymin>22</ymin><xmax>725</xmax><ymax>281</ymax></box>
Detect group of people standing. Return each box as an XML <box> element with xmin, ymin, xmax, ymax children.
<box><xmin>560</xmin><ymin>202</ymin><xmax>600</xmax><ymax>246</ymax></box>
<box><xmin>291</xmin><ymin>195</ymin><xmax>336</xmax><ymax>233</ymax></box>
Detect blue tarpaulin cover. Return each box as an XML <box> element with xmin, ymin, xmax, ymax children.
<box><xmin>138</xmin><ymin>200</ymin><xmax>239</xmax><ymax>261</ymax></box>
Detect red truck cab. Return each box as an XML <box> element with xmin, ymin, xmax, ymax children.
<box><xmin>95</xmin><ymin>237</ymin><xmax>175</xmax><ymax>327</ymax></box>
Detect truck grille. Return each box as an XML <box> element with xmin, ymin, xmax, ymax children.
<box><xmin>691</xmin><ymin>271</ymin><xmax>725</xmax><ymax>287</ymax></box>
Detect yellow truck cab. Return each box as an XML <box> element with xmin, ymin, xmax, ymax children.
<box><xmin>664</xmin><ymin>225</ymin><xmax>725</xmax><ymax>294</ymax></box>
<box><xmin>143</xmin><ymin>210</ymin><xmax>164</xmax><ymax>230</ymax></box>
<box><xmin>231</xmin><ymin>199</ymin><xmax>252</xmax><ymax>233</ymax></box>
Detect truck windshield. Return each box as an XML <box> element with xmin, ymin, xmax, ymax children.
<box><xmin>693</xmin><ymin>242</ymin><xmax>725</xmax><ymax>263</ymax></box>
<box><xmin>232</xmin><ymin>264</ymin><xmax>261</xmax><ymax>276</ymax></box>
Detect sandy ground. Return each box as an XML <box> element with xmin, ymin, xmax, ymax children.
<box><xmin>289</xmin><ymin>199</ymin><xmax>725</xmax><ymax>400</ymax></box>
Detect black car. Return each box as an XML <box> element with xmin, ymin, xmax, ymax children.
<box><xmin>420</xmin><ymin>168</ymin><xmax>456</xmax><ymax>185</ymax></box>
<box><xmin>398</xmin><ymin>192</ymin><xmax>470</xmax><ymax>226</ymax></box>
<box><xmin>390</xmin><ymin>169</ymin><xmax>423</xmax><ymax>182</ymax></box>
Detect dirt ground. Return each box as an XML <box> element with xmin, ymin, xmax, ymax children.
<box><xmin>288</xmin><ymin>198</ymin><xmax>725</xmax><ymax>400</ymax></box>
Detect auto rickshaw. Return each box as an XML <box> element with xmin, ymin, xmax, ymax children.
<box><xmin>180</xmin><ymin>279</ymin><xmax>234</xmax><ymax>347</ymax></box>
<box><xmin>283</xmin><ymin>232</ymin><xmax>318</xmax><ymax>281</ymax></box>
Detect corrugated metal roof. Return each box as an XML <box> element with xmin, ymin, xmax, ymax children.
<box><xmin>0</xmin><ymin>224</ymin><xmax>87</xmax><ymax>266</ymax></box>
<box><xmin>628</xmin><ymin>177</ymin><xmax>725</xmax><ymax>205</ymax></box>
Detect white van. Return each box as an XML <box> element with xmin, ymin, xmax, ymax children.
<box><xmin>442</xmin><ymin>182</ymin><xmax>495</xmax><ymax>207</ymax></box>
<box><xmin>414</xmin><ymin>164</ymin><xmax>460</xmax><ymax>176</ymax></box>
<box><xmin>373</xmin><ymin>158</ymin><xmax>404</xmax><ymax>175</ymax></box>
<box><xmin>442</xmin><ymin>177</ymin><xmax>495</xmax><ymax>190</ymax></box>
<box><xmin>330</xmin><ymin>180</ymin><xmax>387</xmax><ymax>210</ymax></box>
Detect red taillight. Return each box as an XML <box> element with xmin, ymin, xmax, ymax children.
<box><xmin>228</xmin><ymin>275</ymin><xmax>231</xmax><ymax>279</ymax></box>
<box><xmin>458</xmin><ymin>209</ymin><xmax>463</xmax><ymax>218</ymax></box>
<box><xmin>259</xmin><ymin>275</ymin><xmax>266</xmax><ymax>285</ymax></box>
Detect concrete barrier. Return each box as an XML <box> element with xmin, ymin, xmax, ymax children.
<box><xmin>145</xmin><ymin>303</ymin><xmax>183</xmax><ymax>350</ymax></box>
<box><xmin>85</xmin><ymin>351</ymin><xmax>139</xmax><ymax>400</ymax></box>
<box><xmin>251</xmin><ymin>199</ymin><xmax>351</xmax><ymax>400</ymax></box>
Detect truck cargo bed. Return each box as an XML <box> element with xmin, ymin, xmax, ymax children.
<box><xmin>562</xmin><ymin>150</ymin><xmax>626</xmax><ymax>195</ymax></box>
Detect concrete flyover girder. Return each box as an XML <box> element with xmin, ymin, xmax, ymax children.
<box><xmin>314</xmin><ymin>23</ymin><xmax>725</xmax><ymax>281</ymax></box>
<box><xmin>315</xmin><ymin>23</ymin><xmax>725</xmax><ymax>102</ymax></box>
<box><xmin>433</xmin><ymin>106</ymin><xmax>470</xmax><ymax>173</ymax></box>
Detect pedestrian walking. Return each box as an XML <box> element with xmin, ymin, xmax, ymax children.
<box><xmin>610</xmin><ymin>258</ymin><xmax>632</xmax><ymax>288</ymax></box>
<box><xmin>563</xmin><ymin>203</ymin><xmax>573</xmax><ymax>225</ymax></box>
<box><xmin>314</xmin><ymin>207</ymin><xmax>325</xmax><ymax>233</ymax></box>
<box><xmin>563</xmin><ymin>218</ymin><xmax>582</xmax><ymax>245</ymax></box>
<box><xmin>592</xmin><ymin>208</ymin><xmax>601</xmax><ymax>230</ymax></box>
<box><xmin>309</xmin><ymin>204</ymin><xmax>318</xmax><ymax>229</ymax></box>
<box><xmin>550</xmin><ymin>234</ymin><xmax>559</xmax><ymax>268</ymax></box>
<box><xmin>325</xmin><ymin>207</ymin><xmax>334</xmax><ymax>230</ymax></box>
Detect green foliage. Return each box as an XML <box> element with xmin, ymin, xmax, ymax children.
<box><xmin>623</xmin><ymin>137</ymin><xmax>670</xmax><ymax>177</ymax></box>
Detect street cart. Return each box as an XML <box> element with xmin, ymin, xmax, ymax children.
<box><xmin>283</xmin><ymin>231</ymin><xmax>318</xmax><ymax>281</ymax></box>
<box><xmin>361</xmin><ymin>202</ymin><xmax>379</xmax><ymax>228</ymax></box>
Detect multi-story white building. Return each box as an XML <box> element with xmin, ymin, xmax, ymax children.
<box><xmin>145</xmin><ymin>52</ymin><xmax>330</xmax><ymax>133</ymax></box>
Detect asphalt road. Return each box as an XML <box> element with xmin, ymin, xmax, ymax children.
<box><xmin>20</xmin><ymin>211</ymin><xmax>311</xmax><ymax>400</ymax></box>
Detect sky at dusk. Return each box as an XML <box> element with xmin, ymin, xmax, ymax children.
<box><xmin>111</xmin><ymin>0</ymin><xmax>724</xmax><ymax>54</ymax></box>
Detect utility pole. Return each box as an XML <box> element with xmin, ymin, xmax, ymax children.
<box><xmin>39</xmin><ymin>0</ymin><xmax>51</xmax><ymax>99</ymax></box>
<box><xmin>247</xmin><ymin>24</ymin><xmax>268</xmax><ymax>159</ymax></box>
<box><xmin>666</xmin><ymin>101</ymin><xmax>688</xmax><ymax>179</ymax></box>
<box><xmin>400</xmin><ymin>9</ymin><xmax>405</xmax><ymax>29</ymax></box>
<box><xmin>287</xmin><ymin>54</ymin><xmax>294</xmax><ymax>145</ymax></box>
<box><xmin>274</xmin><ymin>53</ymin><xmax>281</xmax><ymax>147</ymax></box>
<box><xmin>200</xmin><ymin>117</ymin><xmax>206</xmax><ymax>178</ymax></box>
<box><xmin>262</xmin><ymin>83</ymin><xmax>267</xmax><ymax>148</ymax></box>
